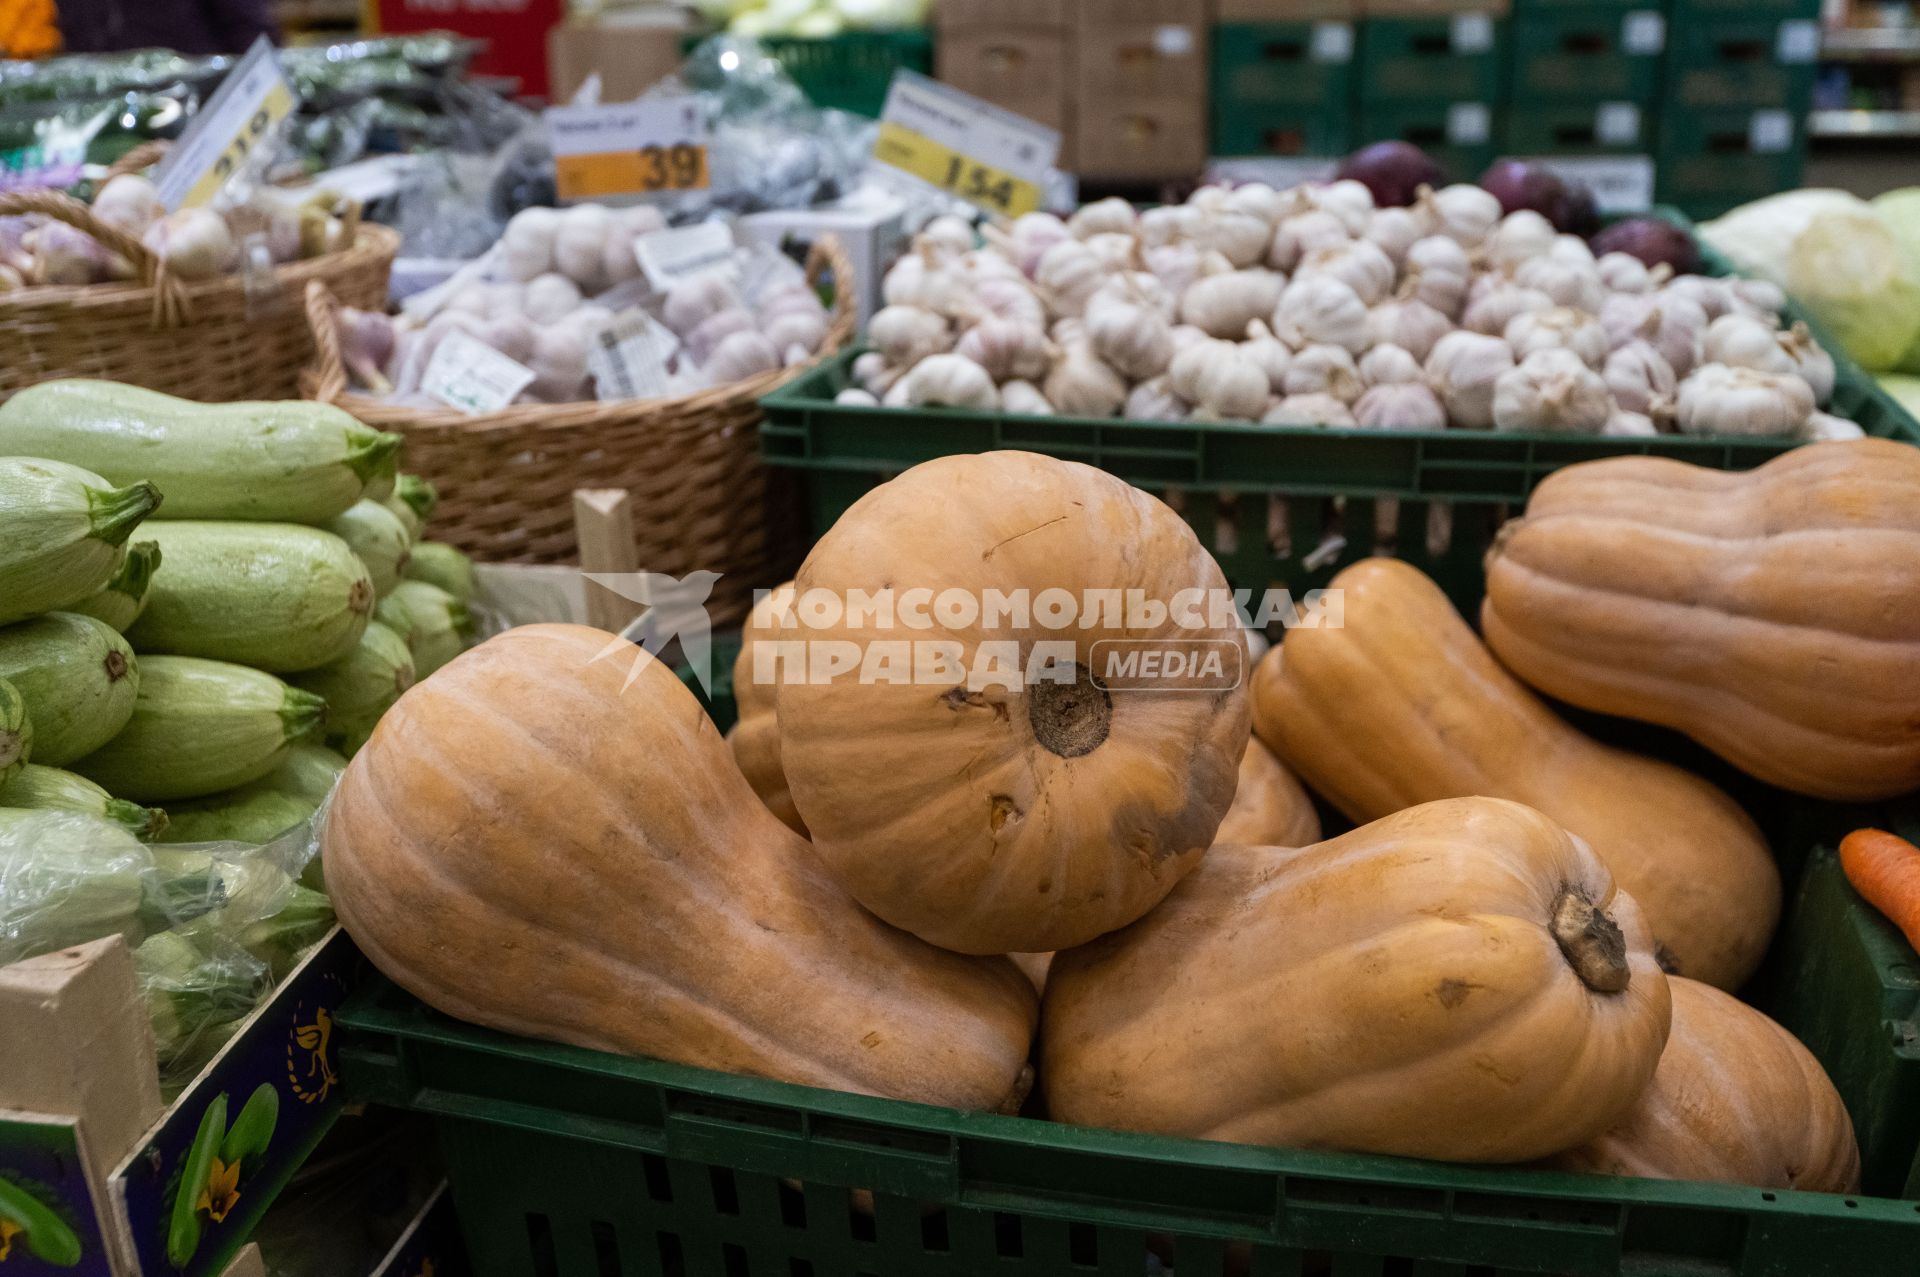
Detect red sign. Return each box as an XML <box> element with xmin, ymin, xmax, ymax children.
<box><xmin>370</xmin><ymin>0</ymin><xmax>564</xmax><ymax>100</ymax></box>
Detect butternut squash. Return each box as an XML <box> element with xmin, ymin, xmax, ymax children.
<box><xmin>1216</xmin><ymin>736</ymin><xmax>1321</xmax><ymax>848</ymax></box>
<box><xmin>726</xmin><ymin>581</ymin><xmax>805</xmax><ymax>834</ymax></box>
<box><xmin>1251</xmin><ymin>557</ymin><xmax>1779</xmax><ymax>990</ymax></box>
<box><xmin>1483</xmin><ymin>439</ymin><xmax>1920</xmax><ymax>801</ymax></box>
<box><xmin>1043</xmin><ymin>797</ymin><xmax>1673</xmax><ymax>1162</ymax></box>
<box><xmin>322</xmin><ymin>624</ymin><xmax>1038</xmax><ymax>1111</ymax></box>
<box><xmin>1546</xmin><ymin>978</ymin><xmax>1860</xmax><ymax>1193</ymax></box>
<box><xmin>778</xmin><ymin>451</ymin><xmax>1250</xmax><ymax>955</ymax></box>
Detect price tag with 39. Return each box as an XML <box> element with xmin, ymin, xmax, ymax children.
<box><xmin>872</xmin><ymin>71</ymin><xmax>1058</xmax><ymax>219</ymax></box>
<box><xmin>547</xmin><ymin>97</ymin><xmax>710</xmax><ymax>202</ymax></box>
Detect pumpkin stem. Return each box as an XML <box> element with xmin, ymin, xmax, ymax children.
<box><xmin>1551</xmin><ymin>886</ymin><xmax>1631</xmax><ymax>994</ymax></box>
<box><xmin>1027</xmin><ymin>662</ymin><xmax>1112</xmax><ymax>758</ymax></box>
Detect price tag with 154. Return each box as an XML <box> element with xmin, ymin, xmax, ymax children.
<box><xmin>872</xmin><ymin>71</ymin><xmax>1058</xmax><ymax>219</ymax></box>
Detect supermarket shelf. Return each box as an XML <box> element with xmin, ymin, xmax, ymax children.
<box><xmin>1809</xmin><ymin>108</ymin><xmax>1920</xmax><ymax>139</ymax></box>
<box><xmin>1823</xmin><ymin>27</ymin><xmax>1920</xmax><ymax>62</ymax></box>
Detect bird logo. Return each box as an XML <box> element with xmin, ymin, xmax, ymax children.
<box><xmin>578</xmin><ymin>570</ymin><xmax>722</xmax><ymax>693</ymax></box>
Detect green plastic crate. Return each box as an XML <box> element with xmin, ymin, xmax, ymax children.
<box><xmin>1210</xmin><ymin>22</ymin><xmax>1355</xmax><ymax>157</ymax></box>
<box><xmin>688</xmin><ymin>31</ymin><xmax>932</xmax><ymax>118</ymax></box>
<box><xmin>1670</xmin><ymin>0</ymin><xmax>1820</xmax><ymax>18</ymax></box>
<box><xmin>1667</xmin><ymin>17</ymin><xmax>1821</xmax><ymax>111</ymax></box>
<box><xmin>1657</xmin><ymin>108</ymin><xmax>1805</xmax><ymax>221</ymax></box>
<box><xmin>1354</xmin><ymin>101</ymin><xmax>1499</xmax><ymax>187</ymax></box>
<box><xmin>1359</xmin><ymin>14</ymin><xmax>1508</xmax><ymax>102</ymax></box>
<box><xmin>1506</xmin><ymin>5</ymin><xmax>1665</xmax><ymax>101</ymax></box>
<box><xmin>1502</xmin><ymin>100</ymin><xmax>1651</xmax><ymax>155</ymax></box>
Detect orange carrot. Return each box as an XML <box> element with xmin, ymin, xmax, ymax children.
<box><xmin>1840</xmin><ymin>828</ymin><xmax>1920</xmax><ymax>953</ymax></box>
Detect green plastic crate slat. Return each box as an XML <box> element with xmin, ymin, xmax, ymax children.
<box><xmin>1506</xmin><ymin>5</ymin><xmax>1664</xmax><ymax>102</ymax></box>
<box><xmin>1353</xmin><ymin>101</ymin><xmax>1499</xmax><ymax>184</ymax></box>
<box><xmin>1667</xmin><ymin>17</ymin><xmax>1821</xmax><ymax>111</ymax></box>
<box><xmin>682</xmin><ymin>30</ymin><xmax>931</xmax><ymax>117</ymax></box>
<box><xmin>1502</xmin><ymin>100</ymin><xmax>1651</xmax><ymax>156</ymax></box>
<box><xmin>1669</xmin><ymin>0</ymin><xmax>1820</xmax><ymax>18</ymax></box>
<box><xmin>1358</xmin><ymin>15</ymin><xmax>1508</xmax><ymax>102</ymax></box>
<box><xmin>1656</xmin><ymin>108</ymin><xmax>1805</xmax><ymax>222</ymax></box>
<box><xmin>1211</xmin><ymin>22</ymin><xmax>1355</xmax><ymax>158</ymax></box>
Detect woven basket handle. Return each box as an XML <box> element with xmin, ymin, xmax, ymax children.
<box><xmin>304</xmin><ymin>279</ymin><xmax>351</xmax><ymax>405</ymax></box>
<box><xmin>806</xmin><ymin>232</ymin><xmax>857</xmax><ymax>355</ymax></box>
<box><xmin>103</xmin><ymin>139</ymin><xmax>170</xmax><ymax>183</ymax></box>
<box><xmin>0</xmin><ymin>187</ymin><xmax>191</xmax><ymax>328</ymax></box>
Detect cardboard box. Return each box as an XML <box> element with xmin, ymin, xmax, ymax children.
<box><xmin>1364</xmin><ymin>0</ymin><xmax>1509</xmax><ymax>16</ymax></box>
<box><xmin>938</xmin><ymin>28</ymin><xmax>1071</xmax><ymax>127</ymax></box>
<box><xmin>547</xmin><ymin>8</ymin><xmax>689</xmax><ymax>106</ymax></box>
<box><xmin>1078</xmin><ymin>0</ymin><xmax>1207</xmax><ymax>22</ymax></box>
<box><xmin>1077</xmin><ymin>21</ymin><xmax>1210</xmax><ymax>100</ymax></box>
<box><xmin>938</xmin><ymin>0</ymin><xmax>1070</xmax><ymax>28</ymax></box>
<box><xmin>1072</xmin><ymin>96</ymin><xmax>1206</xmax><ymax>180</ymax></box>
<box><xmin>1218</xmin><ymin>0</ymin><xmax>1360</xmax><ymax>17</ymax></box>
<box><xmin>737</xmin><ymin>193</ymin><xmax>912</xmax><ymax>332</ymax></box>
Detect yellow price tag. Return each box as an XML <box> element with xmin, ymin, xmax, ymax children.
<box><xmin>178</xmin><ymin>81</ymin><xmax>295</xmax><ymax>210</ymax></box>
<box><xmin>554</xmin><ymin>143</ymin><xmax>709</xmax><ymax>202</ymax></box>
<box><xmin>873</xmin><ymin>121</ymin><xmax>1042</xmax><ymax>218</ymax></box>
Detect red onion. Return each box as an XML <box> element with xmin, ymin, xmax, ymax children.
<box><xmin>1479</xmin><ymin>160</ymin><xmax>1567</xmax><ymax>219</ymax></box>
<box><xmin>1590</xmin><ymin>217</ymin><xmax>1702</xmax><ymax>275</ymax></box>
<box><xmin>1336</xmin><ymin>142</ymin><xmax>1447</xmax><ymax>208</ymax></box>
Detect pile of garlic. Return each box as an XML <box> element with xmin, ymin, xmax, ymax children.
<box><xmin>846</xmin><ymin>188</ymin><xmax>1861</xmax><ymax>442</ymax></box>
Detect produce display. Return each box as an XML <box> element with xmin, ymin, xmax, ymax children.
<box><xmin>847</xmin><ymin>175</ymin><xmax>1857</xmax><ymax>440</ymax></box>
<box><xmin>335</xmin><ymin>206</ymin><xmax>837</xmax><ymax>405</ymax></box>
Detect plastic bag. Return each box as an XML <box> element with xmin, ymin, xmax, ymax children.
<box><xmin>0</xmin><ymin>808</ymin><xmax>154</xmax><ymax>965</ymax></box>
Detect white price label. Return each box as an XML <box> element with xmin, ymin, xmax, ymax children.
<box><xmin>1621</xmin><ymin>12</ymin><xmax>1665</xmax><ymax>56</ymax></box>
<box><xmin>1153</xmin><ymin>25</ymin><xmax>1195</xmax><ymax>56</ymax></box>
<box><xmin>871</xmin><ymin>70</ymin><xmax>1059</xmax><ymax>219</ymax></box>
<box><xmin>1451</xmin><ymin>13</ymin><xmax>1495</xmax><ymax>54</ymax></box>
<box><xmin>1447</xmin><ymin>103</ymin><xmax>1492</xmax><ymax>146</ymax></box>
<box><xmin>1596</xmin><ymin>103</ymin><xmax>1643</xmax><ymax>146</ymax></box>
<box><xmin>1206</xmin><ymin>157</ymin><xmax>1338</xmax><ymax>188</ymax></box>
<box><xmin>545</xmin><ymin>96</ymin><xmax>709</xmax><ymax>202</ymax></box>
<box><xmin>588</xmin><ymin>310</ymin><xmax>679</xmax><ymax>402</ymax></box>
<box><xmin>422</xmin><ymin>332</ymin><xmax>536</xmax><ymax>415</ymax></box>
<box><xmin>634</xmin><ymin>222</ymin><xmax>738</xmax><ymax>293</ymax></box>
<box><xmin>152</xmin><ymin>36</ymin><xmax>296</xmax><ymax>211</ymax></box>
<box><xmin>1311</xmin><ymin>22</ymin><xmax>1355</xmax><ymax>65</ymax></box>
<box><xmin>1776</xmin><ymin>19</ymin><xmax>1820</xmax><ymax>64</ymax></box>
<box><xmin>1749</xmin><ymin>110</ymin><xmax>1794</xmax><ymax>154</ymax></box>
<box><xmin>1525</xmin><ymin>156</ymin><xmax>1655</xmax><ymax>214</ymax></box>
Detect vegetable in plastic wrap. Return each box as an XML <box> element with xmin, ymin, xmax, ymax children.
<box><xmin>136</xmin><ymin>926</ymin><xmax>270</xmax><ymax>1092</ymax></box>
<box><xmin>0</xmin><ymin>807</ymin><xmax>155</xmax><ymax>964</ymax></box>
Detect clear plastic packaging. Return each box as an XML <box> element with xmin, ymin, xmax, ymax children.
<box><xmin>0</xmin><ymin>808</ymin><xmax>154</xmax><ymax>964</ymax></box>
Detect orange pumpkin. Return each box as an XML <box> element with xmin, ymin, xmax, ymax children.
<box><xmin>727</xmin><ymin>581</ymin><xmax>805</xmax><ymax>834</ymax></box>
<box><xmin>323</xmin><ymin>624</ymin><xmax>1038</xmax><ymax>1111</ymax></box>
<box><xmin>1216</xmin><ymin>736</ymin><xmax>1321</xmax><ymax>848</ymax></box>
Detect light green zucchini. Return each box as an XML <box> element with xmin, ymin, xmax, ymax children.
<box><xmin>0</xmin><ymin>762</ymin><xmax>166</xmax><ymax>840</ymax></box>
<box><xmin>72</xmin><ymin>656</ymin><xmax>326</xmax><ymax>802</ymax></box>
<box><xmin>394</xmin><ymin>473</ymin><xmax>438</xmax><ymax>523</ymax></box>
<box><xmin>402</xmin><ymin>541</ymin><xmax>474</xmax><ymax>604</ymax></box>
<box><xmin>0</xmin><ymin>611</ymin><xmax>138</xmax><ymax>766</ymax></box>
<box><xmin>126</xmin><ymin>522</ymin><xmax>374</xmax><ymax>673</ymax></box>
<box><xmin>289</xmin><ymin>621</ymin><xmax>414</xmax><ymax>755</ymax></box>
<box><xmin>0</xmin><ymin>455</ymin><xmax>160</xmax><ymax>625</ymax></box>
<box><xmin>374</xmin><ymin>580</ymin><xmax>468</xmax><ymax>679</ymax></box>
<box><xmin>324</xmin><ymin>500</ymin><xmax>410</xmax><ymax>597</ymax></box>
<box><xmin>159</xmin><ymin>787</ymin><xmax>318</xmax><ymax>847</ymax></box>
<box><xmin>0</xmin><ymin>676</ymin><xmax>27</xmax><ymax>788</ymax></box>
<box><xmin>0</xmin><ymin>807</ymin><xmax>153</xmax><ymax>965</ymax></box>
<box><xmin>0</xmin><ymin>380</ymin><xmax>400</xmax><ymax>524</ymax></box>
<box><xmin>70</xmin><ymin>540</ymin><xmax>162</xmax><ymax>632</ymax></box>
<box><xmin>381</xmin><ymin>494</ymin><xmax>422</xmax><ymax>542</ymax></box>
<box><xmin>250</xmin><ymin>742</ymin><xmax>347</xmax><ymax>805</ymax></box>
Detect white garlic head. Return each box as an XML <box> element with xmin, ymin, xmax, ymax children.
<box><xmin>1263</xmin><ymin>392</ymin><xmax>1356</xmax><ymax>428</ymax></box>
<box><xmin>868</xmin><ymin>305</ymin><xmax>951</xmax><ymax>366</ymax></box>
<box><xmin>1602</xmin><ymin>410</ymin><xmax>1659</xmax><ymax>438</ymax></box>
<box><xmin>1044</xmin><ymin>342</ymin><xmax>1128</xmax><ymax>418</ymax></box>
<box><xmin>1354</xmin><ymin>382</ymin><xmax>1447</xmax><ymax>431</ymax></box>
<box><xmin>1035</xmin><ymin>239</ymin><xmax>1106</xmax><ymax>318</ymax></box>
<box><xmin>1600</xmin><ymin>291</ymin><xmax>1708</xmax><ymax>378</ymax></box>
<box><xmin>1513</xmin><ymin>255</ymin><xmax>1605</xmax><ymax>313</ymax></box>
<box><xmin>1087</xmin><ymin>299</ymin><xmax>1174</xmax><ymax>381</ymax></box>
<box><xmin>1673</xmin><ymin>363</ymin><xmax>1815</xmax><ymax>437</ymax></box>
<box><xmin>1505</xmin><ymin>307</ymin><xmax>1609</xmax><ymax>368</ymax></box>
<box><xmin>1180</xmin><ymin>269</ymin><xmax>1287</xmax><ymax>340</ymax></box>
<box><xmin>1486</xmin><ymin>210</ymin><xmax>1557</xmax><ymax>274</ymax></box>
<box><xmin>1297</xmin><ymin>239</ymin><xmax>1397</xmax><ymax>306</ymax></box>
<box><xmin>1595</xmin><ymin>252</ymin><xmax>1660</xmax><ymax>295</ymax></box>
<box><xmin>1274</xmin><ymin>274</ymin><xmax>1370</xmax><ymax>354</ymax></box>
<box><xmin>1426</xmin><ymin>329</ymin><xmax>1517</xmax><ymax>430</ymax></box>
<box><xmin>1702</xmin><ymin>313</ymin><xmax>1796</xmax><ymax>376</ymax></box>
<box><xmin>1425</xmin><ymin>184</ymin><xmax>1503</xmax><ymax>248</ymax></box>
<box><xmin>1491</xmin><ymin>348</ymin><xmax>1612</xmax><ymax>433</ymax></box>
<box><xmin>1284</xmin><ymin>343</ymin><xmax>1363</xmax><ymax>404</ymax></box>
<box><xmin>1125</xmin><ymin>375</ymin><xmax>1188</xmax><ymax>422</ymax></box>
<box><xmin>1068</xmin><ymin>197</ymin><xmax>1138</xmax><ymax>239</ymax></box>
<box><xmin>1364</xmin><ymin>205</ymin><xmax>1430</xmax><ymax>266</ymax></box>
<box><xmin>895</xmin><ymin>353</ymin><xmax>1000</xmax><ymax>410</ymax></box>
<box><xmin>1368</xmin><ymin>297</ymin><xmax>1454</xmax><ymax>363</ymax></box>
<box><xmin>1169</xmin><ymin>338</ymin><xmax>1271</xmax><ymax>421</ymax></box>
<box><xmin>1267</xmin><ymin>210</ymin><xmax>1350</xmax><ymax>272</ymax></box>
<box><xmin>1359</xmin><ymin>343</ymin><xmax>1424</xmax><ymax>387</ymax></box>
<box><xmin>1241</xmin><ymin>319</ymin><xmax>1293</xmax><ymax>393</ymax></box>
<box><xmin>1000</xmin><ymin>379</ymin><xmax>1055</xmax><ymax>416</ymax></box>
<box><xmin>1198</xmin><ymin>210</ymin><xmax>1274</xmax><ymax>269</ymax></box>
<box><xmin>1602</xmin><ymin>342</ymin><xmax>1677</xmax><ymax>417</ymax></box>
<box><xmin>955</xmin><ymin>317</ymin><xmax>1055</xmax><ymax>383</ymax></box>
<box><xmin>1462</xmin><ymin>285</ymin><xmax>1554</xmax><ymax>338</ymax></box>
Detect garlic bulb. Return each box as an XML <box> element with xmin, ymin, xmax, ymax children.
<box><xmin>1197</xmin><ymin>210</ymin><xmax>1273</xmax><ymax>269</ymax></box>
<box><xmin>1673</xmin><ymin>364</ymin><xmax>1814</xmax><ymax>437</ymax></box>
<box><xmin>883</xmin><ymin>247</ymin><xmax>969</xmax><ymax>315</ymax></box>
<box><xmin>1492</xmin><ymin>349</ymin><xmax>1612</xmax><ymax>433</ymax></box>
<box><xmin>685</xmin><ymin>307</ymin><xmax>758</xmax><ymax>365</ymax></box>
<box><xmin>1600</xmin><ymin>291</ymin><xmax>1707</xmax><ymax>378</ymax></box>
<box><xmin>92</xmin><ymin>174</ymin><xmax>163</xmax><ymax>237</ymax></box>
<box><xmin>1125</xmin><ymin>375</ymin><xmax>1187</xmax><ymax>422</ymax></box>
<box><xmin>1364</xmin><ymin>206</ymin><xmax>1427</xmax><ymax>265</ymax></box>
<box><xmin>1069</xmin><ymin>197</ymin><xmax>1137</xmax><ymax>239</ymax></box>
<box><xmin>1548</xmin><ymin>235</ymin><xmax>1596</xmax><ymax>268</ymax></box>
<box><xmin>1596</xmin><ymin>252</ymin><xmax>1662</xmax><ymax>294</ymax></box>
<box><xmin>895</xmin><ymin>354</ymin><xmax>1000</xmax><ymax>409</ymax></box>
<box><xmin>142</xmin><ymin>208</ymin><xmax>234</xmax><ymax>281</ymax></box>
<box><xmin>1181</xmin><ymin>269</ymin><xmax>1286</xmax><ymax>340</ymax></box>
<box><xmin>1140</xmin><ymin>204</ymin><xmax>1203</xmax><ymax>247</ymax></box>
<box><xmin>1169</xmin><ymin>323</ymin><xmax>1210</xmax><ymax>353</ymax></box>
<box><xmin>1462</xmin><ymin>285</ymin><xmax>1553</xmax><ymax>338</ymax></box>
<box><xmin>523</xmin><ymin>272</ymin><xmax>584</xmax><ymax>325</ymax></box>
<box><xmin>1426</xmin><ymin>330</ymin><xmax>1517</xmax><ymax>430</ymax></box>
<box><xmin>499</xmin><ymin>207</ymin><xmax>560</xmax><ymax>281</ymax></box>
<box><xmin>1169</xmin><ymin>339</ymin><xmax>1270</xmax><ymax>421</ymax></box>
<box><xmin>1267</xmin><ymin>210</ymin><xmax>1350</xmax><ymax>272</ymax></box>
<box><xmin>1274</xmin><ymin>274</ymin><xmax>1370</xmax><ymax>353</ymax></box>
<box><xmin>1087</xmin><ymin>299</ymin><xmax>1174</xmax><ymax>380</ymax></box>
<box><xmin>1799</xmin><ymin>411</ymin><xmax>1865</xmax><ymax>442</ymax></box>
<box><xmin>1264</xmin><ymin>392</ymin><xmax>1356</xmax><ymax>428</ymax></box>
<box><xmin>869</xmin><ymin>305</ymin><xmax>951</xmax><ymax>365</ymax></box>
<box><xmin>1662</xmin><ymin>275</ymin><xmax>1742</xmax><ymax>322</ymax></box>
<box><xmin>836</xmin><ymin>387</ymin><xmax>880</xmax><ymax>406</ymax></box>
<box><xmin>971</xmin><ymin>275</ymin><xmax>1047</xmax><ymax>329</ymax></box>
<box><xmin>1000</xmin><ymin>379</ymin><xmax>1055</xmax><ymax>416</ymax></box>
<box><xmin>1354</xmin><ymin>382</ymin><xmax>1447</xmax><ymax>431</ymax></box>
<box><xmin>1044</xmin><ymin>342</ymin><xmax>1127</xmax><ymax>417</ymax></box>
<box><xmin>1368</xmin><ymin>297</ymin><xmax>1452</xmax><ymax>363</ymax></box>
<box><xmin>1242</xmin><ymin>320</ymin><xmax>1293</xmax><ymax>392</ymax></box>
<box><xmin>1486</xmin><ymin>210</ymin><xmax>1557</xmax><ymax>274</ymax></box>
<box><xmin>1785</xmin><ymin>323</ymin><xmax>1835</xmax><ymax>406</ymax></box>
<box><xmin>1602</xmin><ymin>342</ymin><xmax>1677</xmax><ymax>416</ymax></box>
<box><xmin>701</xmin><ymin>329</ymin><xmax>781</xmax><ymax>388</ymax></box>
<box><xmin>1225</xmin><ymin>182</ymin><xmax>1291</xmax><ymax>226</ymax></box>
<box><xmin>1297</xmin><ymin>239</ymin><xmax>1396</xmax><ymax>306</ymax></box>
<box><xmin>1402</xmin><ymin>235</ymin><xmax>1472</xmax><ymax>318</ymax></box>
<box><xmin>1005</xmin><ymin>212</ymin><xmax>1070</xmax><ymax>276</ymax></box>
<box><xmin>956</xmin><ymin>317</ymin><xmax>1055</xmax><ymax>382</ymax></box>
<box><xmin>1145</xmin><ymin>242</ymin><xmax>1206</xmax><ymax>298</ymax></box>
<box><xmin>1359</xmin><ymin>343</ymin><xmax>1423</xmax><ymax>387</ymax></box>
<box><xmin>1310</xmin><ymin>180</ymin><xmax>1377</xmax><ymax>236</ymax></box>
<box><xmin>852</xmin><ymin>351</ymin><xmax>893</xmax><ymax>393</ymax></box>
<box><xmin>1084</xmin><ymin>231</ymin><xmax>1140</xmax><ymax>272</ymax></box>
<box><xmin>1513</xmin><ymin>256</ymin><xmax>1605</xmax><ymax>313</ymax></box>
<box><xmin>1505</xmin><ymin>307</ymin><xmax>1609</xmax><ymax>368</ymax></box>
<box><xmin>1284</xmin><ymin>344</ymin><xmax>1363</xmax><ymax>404</ymax></box>
<box><xmin>918</xmin><ymin>214</ymin><xmax>976</xmax><ymax>258</ymax></box>
<box><xmin>1733</xmin><ymin>278</ymin><xmax>1787</xmax><ymax>317</ymax></box>
<box><xmin>1089</xmin><ymin>271</ymin><xmax>1176</xmax><ymax>320</ymax></box>
<box><xmin>1702</xmin><ymin>313</ymin><xmax>1796</xmax><ymax>375</ymax></box>
<box><xmin>664</xmin><ymin>274</ymin><xmax>743</xmax><ymax>337</ymax></box>
<box><xmin>1603</xmin><ymin>410</ymin><xmax>1659</xmax><ymax>438</ymax></box>
<box><xmin>1426</xmin><ymin>185</ymin><xmax>1502</xmax><ymax>248</ymax></box>
<box><xmin>1051</xmin><ymin>317</ymin><xmax>1085</xmax><ymax>347</ymax></box>
<box><xmin>1035</xmin><ymin>239</ymin><xmax>1106</xmax><ymax>318</ymax></box>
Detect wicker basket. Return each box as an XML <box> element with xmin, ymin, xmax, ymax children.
<box><xmin>302</xmin><ymin>235</ymin><xmax>856</xmax><ymax>628</ymax></box>
<box><xmin>0</xmin><ymin>168</ymin><xmax>397</xmax><ymax>403</ymax></box>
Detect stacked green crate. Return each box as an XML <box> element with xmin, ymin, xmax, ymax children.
<box><xmin>1210</xmin><ymin>20</ymin><xmax>1357</xmax><ymax>159</ymax></box>
<box><xmin>1655</xmin><ymin>0</ymin><xmax>1820</xmax><ymax>218</ymax></box>
<box><xmin>1357</xmin><ymin>11</ymin><xmax>1508</xmax><ymax>179</ymax></box>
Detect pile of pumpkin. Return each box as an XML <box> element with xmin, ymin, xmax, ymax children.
<box><xmin>321</xmin><ymin>437</ymin><xmax>1920</xmax><ymax>1195</ymax></box>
